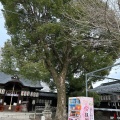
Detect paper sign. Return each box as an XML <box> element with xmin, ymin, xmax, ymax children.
<box><xmin>68</xmin><ymin>97</ymin><xmax>94</xmax><ymax>120</ymax></box>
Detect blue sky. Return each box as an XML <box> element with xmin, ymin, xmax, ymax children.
<box><xmin>0</xmin><ymin>3</ymin><xmax>10</xmax><ymax>47</ymax></box>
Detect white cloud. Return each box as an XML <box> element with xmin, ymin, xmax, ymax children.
<box><xmin>41</xmin><ymin>82</ymin><xmax>50</xmax><ymax>92</ymax></box>
<box><xmin>93</xmin><ymin>58</ymin><xmax>120</xmax><ymax>88</ymax></box>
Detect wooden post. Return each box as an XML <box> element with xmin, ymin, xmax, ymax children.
<box><xmin>8</xmin><ymin>84</ymin><xmax>15</xmax><ymax>110</ymax></box>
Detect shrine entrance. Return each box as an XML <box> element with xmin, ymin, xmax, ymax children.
<box><xmin>3</xmin><ymin>78</ymin><xmax>22</xmax><ymax>111</ymax></box>
<box><xmin>4</xmin><ymin>96</ymin><xmax>18</xmax><ymax>106</ymax></box>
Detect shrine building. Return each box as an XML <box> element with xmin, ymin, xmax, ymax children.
<box><xmin>0</xmin><ymin>72</ymin><xmax>57</xmax><ymax>112</ymax></box>
<box><xmin>91</xmin><ymin>80</ymin><xmax>120</xmax><ymax>106</ymax></box>
<box><xmin>91</xmin><ymin>80</ymin><xmax>120</xmax><ymax>118</ymax></box>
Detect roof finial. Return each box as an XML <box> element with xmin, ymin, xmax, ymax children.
<box><xmin>11</xmin><ymin>75</ymin><xmax>19</xmax><ymax>80</ymax></box>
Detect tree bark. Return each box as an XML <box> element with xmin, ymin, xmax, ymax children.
<box><xmin>43</xmin><ymin>42</ymin><xmax>70</xmax><ymax>120</ymax></box>
<box><xmin>55</xmin><ymin>76</ymin><xmax>67</xmax><ymax>120</ymax></box>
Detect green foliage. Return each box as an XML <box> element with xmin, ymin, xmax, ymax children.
<box><xmin>20</xmin><ymin>60</ymin><xmax>50</xmax><ymax>81</ymax></box>
<box><xmin>88</xmin><ymin>92</ymin><xmax>100</xmax><ymax>107</ymax></box>
<box><xmin>0</xmin><ymin>40</ymin><xmax>16</xmax><ymax>74</ymax></box>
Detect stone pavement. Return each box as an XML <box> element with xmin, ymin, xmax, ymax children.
<box><xmin>0</xmin><ymin>117</ymin><xmax>30</xmax><ymax>120</ymax></box>
<box><xmin>0</xmin><ymin>112</ymin><xmax>35</xmax><ymax>120</ymax></box>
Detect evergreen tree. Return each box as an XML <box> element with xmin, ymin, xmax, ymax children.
<box><xmin>0</xmin><ymin>0</ymin><xmax>120</xmax><ymax>119</ymax></box>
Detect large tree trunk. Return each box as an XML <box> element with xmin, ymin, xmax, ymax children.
<box><xmin>44</xmin><ymin>43</ymin><xmax>70</xmax><ymax>120</ymax></box>
<box><xmin>55</xmin><ymin>76</ymin><xmax>67</xmax><ymax>120</ymax></box>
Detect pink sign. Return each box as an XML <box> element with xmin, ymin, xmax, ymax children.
<box><xmin>68</xmin><ymin>97</ymin><xmax>94</xmax><ymax>120</ymax></box>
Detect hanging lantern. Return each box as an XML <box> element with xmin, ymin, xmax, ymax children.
<box><xmin>33</xmin><ymin>92</ymin><xmax>36</xmax><ymax>97</ymax></box>
<box><xmin>1</xmin><ymin>89</ymin><xmax>5</xmax><ymax>94</ymax></box>
<box><xmin>3</xmin><ymin>89</ymin><xmax>5</xmax><ymax>94</ymax></box>
<box><xmin>27</xmin><ymin>91</ymin><xmax>30</xmax><ymax>96</ymax></box>
<box><xmin>24</xmin><ymin>91</ymin><xmax>27</xmax><ymax>96</ymax></box>
<box><xmin>109</xmin><ymin>95</ymin><xmax>111</xmax><ymax>100</ymax></box>
<box><xmin>36</xmin><ymin>92</ymin><xmax>39</xmax><ymax>97</ymax></box>
<box><xmin>21</xmin><ymin>91</ymin><xmax>24</xmax><ymax>96</ymax></box>
<box><xmin>30</xmin><ymin>92</ymin><xmax>33</xmax><ymax>97</ymax></box>
<box><xmin>118</xmin><ymin>103</ymin><xmax>120</xmax><ymax>106</ymax></box>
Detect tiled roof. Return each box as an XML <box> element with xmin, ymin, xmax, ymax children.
<box><xmin>90</xmin><ymin>80</ymin><xmax>120</xmax><ymax>94</ymax></box>
<box><xmin>0</xmin><ymin>72</ymin><xmax>43</xmax><ymax>89</ymax></box>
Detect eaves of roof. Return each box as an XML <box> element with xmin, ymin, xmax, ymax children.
<box><xmin>0</xmin><ymin>72</ymin><xmax>43</xmax><ymax>89</ymax></box>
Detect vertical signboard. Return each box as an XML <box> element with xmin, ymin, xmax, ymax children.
<box><xmin>68</xmin><ymin>97</ymin><xmax>94</xmax><ymax>120</ymax></box>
